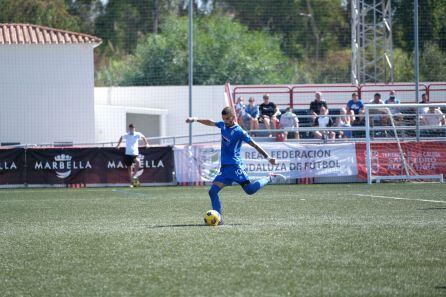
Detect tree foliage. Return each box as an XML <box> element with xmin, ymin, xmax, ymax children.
<box><xmin>1</xmin><ymin>0</ymin><xmax>445</xmax><ymax>85</ymax></box>
<box><xmin>96</xmin><ymin>15</ymin><xmax>291</xmax><ymax>86</ymax></box>
<box><xmin>0</xmin><ymin>0</ymin><xmax>81</xmax><ymax>31</ymax></box>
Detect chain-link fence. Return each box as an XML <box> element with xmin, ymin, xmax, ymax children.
<box><xmin>0</xmin><ymin>0</ymin><xmax>445</xmax><ymax>146</ymax></box>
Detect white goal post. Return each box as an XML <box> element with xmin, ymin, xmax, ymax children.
<box><xmin>364</xmin><ymin>103</ymin><xmax>446</xmax><ymax>184</ymax></box>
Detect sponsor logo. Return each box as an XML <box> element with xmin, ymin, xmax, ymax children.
<box><xmin>107</xmin><ymin>154</ymin><xmax>165</xmax><ymax>174</ymax></box>
<box><xmin>0</xmin><ymin>161</ymin><xmax>17</xmax><ymax>171</ymax></box>
<box><xmin>34</xmin><ymin>154</ymin><xmax>92</xmax><ymax>179</ymax></box>
<box><xmin>198</xmin><ymin>148</ymin><xmax>220</xmax><ymax>181</ymax></box>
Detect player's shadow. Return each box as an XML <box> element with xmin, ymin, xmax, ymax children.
<box><xmin>418</xmin><ymin>207</ymin><xmax>446</xmax><ymax>211</ymax></box>
<box><xmin>435</xmin><ymin>285</ymin><xmax>446</xmax><ymax>290</ymax></box>
<box><xmin>148</xmin><ymin>223</ymin><xmax>247</xmax><ymax>229</ymax></box>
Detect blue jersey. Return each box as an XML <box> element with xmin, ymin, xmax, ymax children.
<box><xmin>215</xmin><ymin>121</ymin><xmax>252</xmax><ymax>165</ymax></box>
<box><xmin>347</xmin><ymin>99</ymin><xmax>364</xmax><ymax>115</ymax></box>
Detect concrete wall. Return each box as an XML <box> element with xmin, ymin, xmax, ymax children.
<box><xmin>95</xmin><ymin>104</ymin><xmax>167</xmax><ymax>143</ymax></box>
<box><xmin>0</xmin><ymin>44</ymin><xmax>95</xmax><ymax>145</ymax></box>
<box><xmin>94</xmin><ymin>86</ymin><xmax>225</xmax><ymax>144</ymax></box>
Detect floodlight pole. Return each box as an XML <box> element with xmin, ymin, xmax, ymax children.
<box><xmin>188</xmin><ymin>0</ymin><xmax>193</xmax><ymax>146</ymax></box>
<box><xmin>414</xmin><ymin>0</ymin><xmax>420</xmax><ymax>141</ymax></box>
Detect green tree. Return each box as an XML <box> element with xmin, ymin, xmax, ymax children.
<box><xmin>94</xmin><ymin>0</ymin><xmax>190</xmax><ymax>55</ymax></box>
<box><xmin>393</xmin><ymin>48</ymin><xmax>414</xmax><ymax>82</ymax></box>
<box><xmin>96</xmin><ymin>15</ymin><xmax>292</xmax><ymax>86</ymax></box>
<box><xmin>0</xmin><ymin>0</ymin><xmax>81</xmax><ymax>32</ymax></box>
<box><xmin>213</xmin><ymin>0</ymin><xmax>349</xmax><ymax>60</ymax></box>
<box><xmin>420</xmin><ymin>42</ymin><xmax>446</xmax><ymax>81</ymax></box>
<box><xmin>393</xmin><ymin>0</ymin><xmax>446</xmax><ymax>52</ymax></box>
<box><xmin>66</xmin><ymin>0</ymin><xmax>104</xmax><ymax>34</ymax></box>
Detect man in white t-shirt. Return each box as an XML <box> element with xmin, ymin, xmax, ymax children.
<box><xmin>314</xmin><ymin>106</ymin><xmax>335</xmax><ymax>140</ymax></box>
<box><xmin>421</xmin><ymin>107</ymin><xmax>445</xmax><ymax>126</ymax></box>
<box><xmin>116</xmin><ymin>124</ymin><xmax>149</xmax><ymax>187</ymax></box>
<box><xmin>279</xmin><ymin>107</ymin><xmax>299</xmax><ymax>139</ymax></box>
<box><xmin>368</xmin><ymin>93</ymin><xmax>388</xmax><ymax>126</ymax></box>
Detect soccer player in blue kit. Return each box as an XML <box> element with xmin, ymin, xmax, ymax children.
<box><xmin>186</xmin><ymin>107</ymin><xmax>286</xmax><ymax>224</ymax></box>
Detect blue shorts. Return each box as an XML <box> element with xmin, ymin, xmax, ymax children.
<box><xmin>213</xmin><ymin>164</ymin><xmax>250</xmax><ymax>186</ymax></box>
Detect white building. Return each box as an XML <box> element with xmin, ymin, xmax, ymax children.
<box><xmin>0</xmin><ymin>23</ymin><xmax>101</xmax><ymax>145</ymax></box>
<box><xmin>94</xmin><ymin>85</ymin><xmax>225</xmax><ymax>144</ymax></box>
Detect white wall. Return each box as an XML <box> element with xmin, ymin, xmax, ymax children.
<box><xmin>95</xmin><ymin>104</ymin><xmax>167</xmax><ymax>143</ymax></box>
<box><xmin>0</xmin><ymin>44</ymin><xmax>95</xmax><ymax>144</ymax></box>
<box><xmin>94</xmin><ymin>86</ymin><xmax>225</xmax><ymax>144</ymax></box>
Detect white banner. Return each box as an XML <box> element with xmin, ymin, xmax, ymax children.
<box><xmin>173</xmin><ymin>142</ymin><xmax>358</xmax><ymax>183</ymax></box>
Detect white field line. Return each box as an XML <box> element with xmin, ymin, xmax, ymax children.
<box><xmin>354</xmin><ymin>194</ymin><xmax>446</xmax><ymax>204</ymax></box>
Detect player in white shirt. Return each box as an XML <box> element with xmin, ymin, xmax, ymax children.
<box><xmin>116</xmin><ymin>124</ymin><xmax>149</xmax><ymax>187</ymax></box>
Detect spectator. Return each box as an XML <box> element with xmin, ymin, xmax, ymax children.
<box><xmin>279</xmin><ymin>107</ymin><xmax>299</xmax><ymax>139</ymax></box>
<box><xmin>346</xmin><ymin>92</ymin><xmax>365</xmax><ymax>125</ymax></box>
<box><xmin>314</xmin><ymin>106</ymin><xmax>335</xmax><ymax>140</ymax></box>
<box><xmin>419</xmin><ymin>93</ymin><xmax>429</xmax><ymax>115</ymax></box>
<box><xmin>235</xmin><ymin>96</ymin><xmax>246</xmax><ymax>125</ymax></box>
<box><xmin>243</xmin><ymin>97</ymin><xmax>260</xmax><ymax>132</ymax></box>
<box><xmin>309</xmin><ymin>92</ymin><xmax>328</xmax><ymax>123</ymax></box>
<box><xmin>420</xmin><ymin>106</ymin><xmax>446</xmax><ymax>137</ymax></box>
<box><xmin>368</xmin><ymin>93</ymin><xmax>387</xmax><ymax>126</ymax></box>
<box><xmin>384</xmin><ymin>90</ymin><xmax>403</xmax><ymax>124</ymax></box>
<box><xmin>336</xmin><ymin>107</ymin><xmax>353</xmax><ymax>139</ymax></box>
<box><xmin>259</xmin><ymin>94</ymin><xmax>280</xmax><ymax>136</ymax></box>
<box><xmin>421</xmin><ymin>107</ymin><xmax>445</xmax><ymax>126</ymax></box>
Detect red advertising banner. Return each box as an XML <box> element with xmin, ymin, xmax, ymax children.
<box><xmin>356</xmin><ymin>142</ymin><xmax>446</xmax><ymax>179</ymax></box>
<box><xmin>0</xmin><ymin>146</ymin><xmax>174</xmax><ymax>187</ymax></box>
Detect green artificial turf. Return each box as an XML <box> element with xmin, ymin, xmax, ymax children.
<box><xmin>0</xmin><ymin>184</ymin><xmax>445</xmax><ymax>296</ymax></box>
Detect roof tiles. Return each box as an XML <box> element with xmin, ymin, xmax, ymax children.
<box><xmin>0</xmin><ymin>24</ymin><xmax>102</xmax><ymax>46</ymax></box>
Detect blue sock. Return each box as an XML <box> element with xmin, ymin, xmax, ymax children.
<box><xmin>243</xmin><ymin>177</ymin><xmax>270</xmax><ymax>195</ymax></box>
<box><xmin>208</xmin><ymin>184</ymin><xmax>222</xmax><ymax>214</ymax></box>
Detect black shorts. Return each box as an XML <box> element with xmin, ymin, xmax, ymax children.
<box><xmin>124</xmin><ymin>155</ymin><xmax>138</xmax><ymax>166</ymax></box>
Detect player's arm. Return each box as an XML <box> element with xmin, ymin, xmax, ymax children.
<box><xmin>141</xmin><ymin>136</ymin><xmax>149</xmax><ymax>148</ymax></box>
<box><xmin>247</xmin><ymin>140</ymin><xmax>276</xmax><ymax>165</ymax></box>
<box><xmin>116</xmin><ymin>136</ymin><xmax>123</xmax><ymax>149</ymax></box>
<box><xmin>186</xmin><ymin>117</ymin><xmax>216</xmax><ymax>127</ymax></box>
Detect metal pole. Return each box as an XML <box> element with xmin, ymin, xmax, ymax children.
<box><xmin>365</xmin><ymin>107</ymin><xmax>372</xmax><ymax>184</ymax></box>
<box><xmin>414</xmin><ymin>0</ymin><xmax>420</xmax><ymax>141</ymax></box>
<box><xmin>188</xmin><ymin>0</ymin><xmax>193</xmax><ymax>146</ymax></box>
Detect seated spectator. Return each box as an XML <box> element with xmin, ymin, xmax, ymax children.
<box><xmin>336</xmin><ymin>107</ymin><xmax>353</xmax><ymax>139</ymax></box>
<box><xmin>419</xmin><ymin>93</ymin><xmax>429</xmax><ymax>115</ymax></box>
<box><xmin>420</xmin><ymin>106</ymin><xmax>446</xmax><ymax>137</ymax></box>
<box><xmin>421</xmin><ymin>107</ymin><xmax>445</xmax><ymax>126</ymax></box>
<box><xmin>259</xmin><ymin>94</ymin><xmax>280</xmax><ymax>136</ymax></box>
<box><xmin>368</xmin><ymin>93</ymin><xmax>388</xmax><ymax>126</ymax></box>
<box><xmin>314</xmin><ymin>106</ymin><xmax>335</xmax><ymax>140</ymax></box>
<box><xmin>384</xmin><ymin>90</ymin><xmax>403</xmax><ymax>124</ymax></box>
<box><xmin>309</xmin><ymin>92</ymin><xmax>328</xmax><ymax>124</ymax></box>
<box><xmin>279</xmin><ymin>107</ymin><xmax>299</xmax><ymax>139</ymax></box>
<box><xmin>346</xmin><ymin>92</ymin><xmax>365</xmax><ymax>125</ymax></box>
<box><xmin>235</xmin><ymin>96</ymin><xmax>246</xmax><ymax>125</ymax></box>
<box><xmin>243</xmin><ymin>97</ymin><xmax>260</xmax><ymax>132</ymax></box>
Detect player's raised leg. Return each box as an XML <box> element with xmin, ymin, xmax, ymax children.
<box><xmin>242</xmin><ymin>173</ymin><xmax>286</xmax><ymax>195</ymax></box>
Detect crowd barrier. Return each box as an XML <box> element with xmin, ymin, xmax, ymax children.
<box><xmin>232</xmin><ymin>82</ymin><xmax>446</xmax><ymax>108</ymax></box>
<box><xmin>1</xmin><ymin>142</ymin><xmax>445</xmax><ymax>187</ymax></box>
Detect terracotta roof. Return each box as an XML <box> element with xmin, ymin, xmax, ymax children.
<box><xmin>0</xmin><ymin>23</ymin><xmax>102</xmax><ymax>46</ymax></box>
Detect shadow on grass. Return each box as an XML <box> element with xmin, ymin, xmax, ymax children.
<box><xmin>418</xmin><ymin>207</ymin><xmax>446</xmax><ymax>211</ymax></box>
<box><xmin>148</xmin><ymin>223</ymin><xmax>248</xmax><ymax>229</ymax></box>
<box><xmin>435</xmin><ymin>285</ymin><xmax>446</xmax><ymax>289</ymax></box>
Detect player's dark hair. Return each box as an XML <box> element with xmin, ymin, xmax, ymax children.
<box><xmin>221</xmin><ymin>107</ymin><xmax>234</xmax><ymax>116</ymax></box>
<box><xmin>128</xmin><ymin>124</ymin><xmax>135</xmax><ymax>128</ymax></box>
